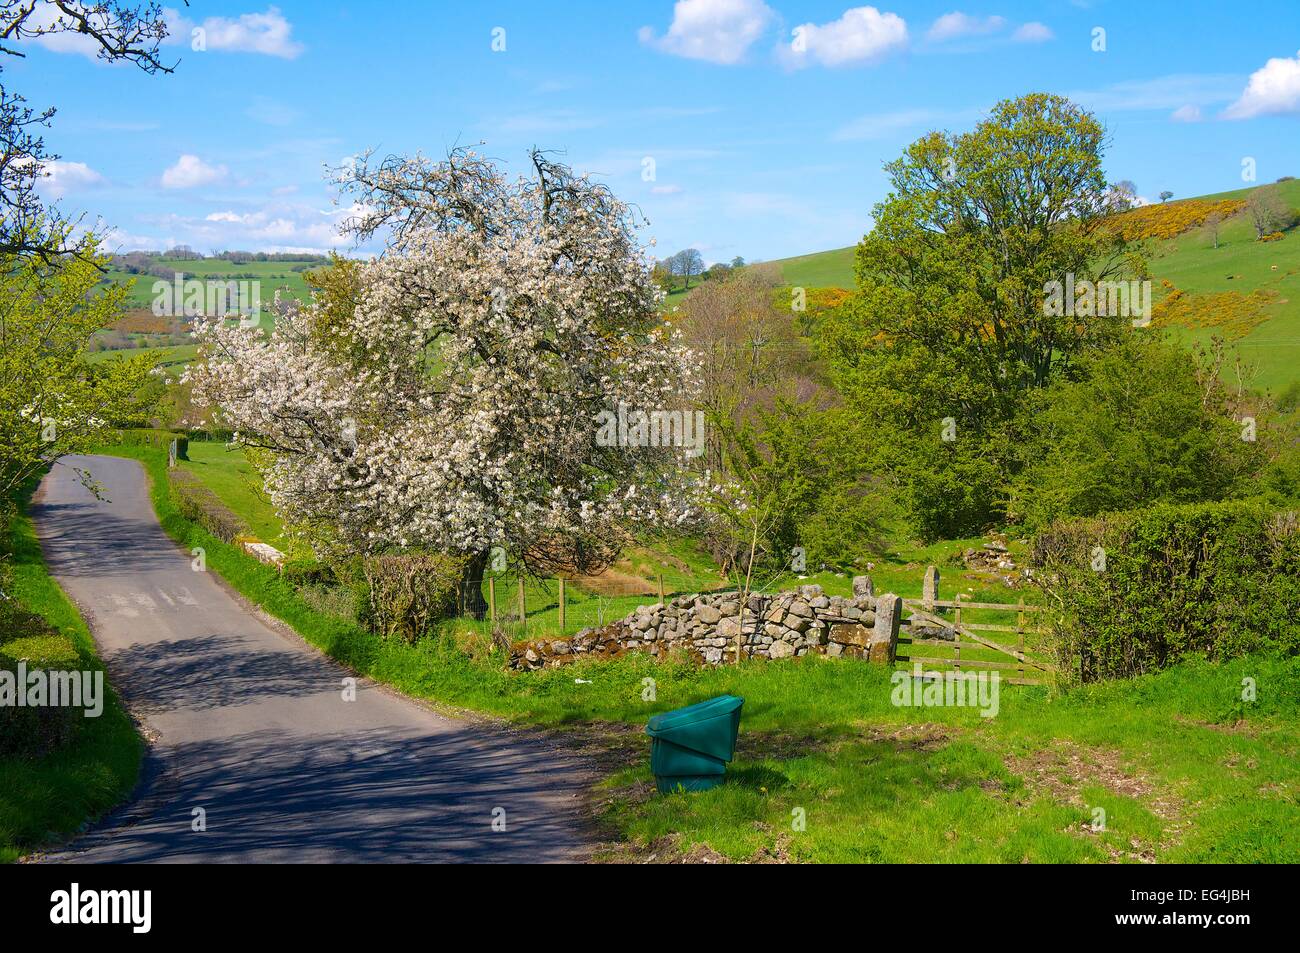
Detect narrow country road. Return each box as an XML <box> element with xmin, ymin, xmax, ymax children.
<box><xmin>30</xmin><ymin>454</ymin><xmax>592</xmax><ymax>863</ymax></box>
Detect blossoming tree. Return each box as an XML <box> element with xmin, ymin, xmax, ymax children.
<box><xmin>193</xmin><ymin>148</ymin><xmax>701</xmax><ymax>616</ymax></box>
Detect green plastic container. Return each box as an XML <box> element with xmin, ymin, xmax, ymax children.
<box><xmin>646</xmin><ymin>694</ymin><xmax>745</xmax><ymax>793</ymax></box>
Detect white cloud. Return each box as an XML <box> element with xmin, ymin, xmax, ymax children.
<box><xmin>38</xmin><ymin>160</ymin><xmax>104</xmax><ymax>198</ymax></box>
<box><xmin>651</xmin><ymin>184</ymin><xmax>684</xmax><ymax>195</ymax></box>
<box><xmin>144</xmin><ymin>202</ymin><xmax>355</xmax><ymax>253</ymax></box>
<box><xmin>102</xmin><ymin>227</ymin><xmax>172</xmax><ymax>253</ymax></box>
<box><xmin>926</xmin><ymin>12</ymin><xmax>1005</xmax><ymax>42</ymax></box>
<box><xmin>168</xmin><ymin>6</ymin><xmax>304</xmax><ymax>59</ymax></box>
<box><xmin>22</xmin><ymin>5</ymin><xmax>302</xmax><ymax>60</ymax></box>
<box><xmin>1170</xmin><ymin>104</ymin><xmax>1203</xmax><ymax>122</ymax></box>
<box><xmin>784</xmin><ymin>6</ymin><xmax>908</xmax><ymax>69</ymax></box>
<box><xmin>638</xmin><ymin>0</ymin><xmax>774</xmax><ymax>65</ymax></box>
<box><xmin>161</xmin><ymin>155</ymin><xmax>228</xmax><ymax>189</ymax></box>
<box><xmin>1012</xmin><ymin>22</ymin><xmax>1053</xmax><ymax>43</ymax></box>
<box><xmin>1222</xmin><ymin>50</ymin><xmax>1300</xmax><ymax>119</ymax></box>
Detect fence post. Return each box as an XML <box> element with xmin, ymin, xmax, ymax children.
<box><xmin>488</xmin><ymin>576</ymin><xmax>496</xmax><ymax>627</ymax></box>
<box><xmin>953</xmin><ymin>592</ymin><xmax>964</xmax><ymax>674</ymax></box>
<box><xmin>558</xmin><ymin>577</ymin><xmax>566</xmax><ymax>632</ymax></box>
<box><xmin>657</xmin><ymin>573</ymin><xmax>665</xmax><ymax>605</ymax></box>
<box><xmin>1017</xmin><ymin>597</ymin><xmax>1025</xmax><ymax>682</ymax></box>
<box><xmin>923</xmin><ymin>565</ymin><xmax>940</xmax><ymax>610</ymax></box>
<box><xmin>518</xmin><ymin>577</ymin><xmax>526</xmax><ymax>625</ymax></box>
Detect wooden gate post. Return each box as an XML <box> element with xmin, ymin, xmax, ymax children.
<box><xmin>558</xmin><ymin>577</ymin><xmax>566</xmax><ymax>631</ymax></box>
<box><xmin>488</xmin><ymin>576</ymin><xmax>496</xmax><ymax>627</ymax></box>
<box><xmin>1017</xmin><ymin>597</ymin><xmax>1025</xmax><ymax>682</ymax></box>
<box><xmin>953</xmin><ymin>592</ymin><xmax>965</xmax><ymax>673</ymax></box>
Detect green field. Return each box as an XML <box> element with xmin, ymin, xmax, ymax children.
<box><xmin>775</xmin><ymin>245</ymin><xmax>856</xmax><ymax>290</ymax></box>
<box><xmin>84</xmin><ymin>343</ymin><xmax>199</xmax><ymax>368</ymax></box>
<box><xmin>180</xmin><ymin>440</ymin><xmax>289</xmax><ymax>548</ymax></box>
<box><xmin>101</xmin><ymin>257</ymin><xmax>323</xmax><ymax>310</ymax></box>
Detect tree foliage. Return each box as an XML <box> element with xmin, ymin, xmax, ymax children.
<box><xmin>0</xmin><ymin>239</ymin><xmax>154</xmax><ymax>498</ymax></box>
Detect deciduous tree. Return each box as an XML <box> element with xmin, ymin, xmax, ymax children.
<box><xmin>193</xmin><ymin>149</ymin><xmax>702</xmax><ymax>617</ymax></box>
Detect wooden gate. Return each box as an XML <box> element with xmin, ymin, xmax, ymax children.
<box><xmin>897</xmin><ymin>595</ymin><xmax>1054</xmax><ymax>687</ymax></box>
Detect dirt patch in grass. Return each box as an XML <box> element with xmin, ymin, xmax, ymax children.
<box><xmin>552</xmin><ymin>719</ymin><xmax>647</xmax><ymax>772</ymax></box>
<box><xmin>857</xmin><ymin>721</ymin><xmax>954</xmax><ymax>750</ymax></box>
<box><xmin>1005</xmin><ymin>739</ymin><xmax>1184</xmax><ymax>861</ymax></box>
<box><xmin>601</xmin><ymin>830</ymin><xmax>796</xmax><ymax>864</ymax></box>
<box><xmin>1007</xmin><ymin>740</ymin><xmax>1158</xmax><ymax>807</ymax></box>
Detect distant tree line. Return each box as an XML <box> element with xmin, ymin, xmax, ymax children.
<box><xmin>654</xmin><ymin>249</ymin><xmax>748</xmax><ymax>292</ymax></box>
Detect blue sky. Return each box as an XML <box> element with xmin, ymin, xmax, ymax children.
<box><xmin>19</xmin><ymin>0</ymin><xmax>1300</xmax><ymax>263</ymax></box>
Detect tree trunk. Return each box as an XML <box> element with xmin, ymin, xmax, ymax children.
<box><xmin>460</xmin><ymin>548</ymin><xmax>490</xmax><ymax>620</ymax></box>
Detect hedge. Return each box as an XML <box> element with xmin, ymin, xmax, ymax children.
<box><xmin>0</xmin><ymin>599</ymin><xmax>80</xmax><ymax>757</ymax></box>
<box><xmin>358</xmin><ymin>553</ymin><xmax>468</xmax><ymax>643</ymax></box>
<box><xmin>114</xmin><ymin>428</ymin><xmax>189</xmax><ymax>460</ymax></box>
<box><xmin>1032</xmin><ymin>501</ymin><xmax>1300</xmax><ymax>682</ymax></box>
<box><xmin>166</xmin><ymin>468</ymin><xmax>248</xmax><ymax>543</ymax></box>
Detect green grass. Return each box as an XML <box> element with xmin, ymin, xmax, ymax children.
<box><xmin>1144</xmin><ymin>179</ymin><xmax>1300</xmax><ymax>394</ymax></box>
<box><xmin>95</xmin><ymin>442</ymin><xmax>1300</xmax><ymax>862</ymax></box>
<box><xmin>101</xmin><ymin>258</ymin><xmax>322</xmax><ymax>310</ymax></box>
<box><xmin>179</xmin><ymin>439</ymin><xmax>288</xmax><ymax>547</ymax></box>
<box><xmin>600</xmin><ymin>653</ymin><xmax>1300</xmax><ymax>862</ymax></box>
<box><xmin>773</xmin><ymin>245</ymin><xmax>856</xmax><ymax>289</ymax></box>
<box><xmin>0</xmin><ymin>488</ymin><xmax>143</xmax><ymax>863</ymax></box>
<box><xmin>84</xmin><ymin>343</ymin><xmax>199</xmax><ymax>367</ymax></box>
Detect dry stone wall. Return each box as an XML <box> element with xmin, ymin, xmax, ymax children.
<box><xmin>510</xmin><ymin>576</ymin><xmax>907</xmax><ymax>671</ymax></box>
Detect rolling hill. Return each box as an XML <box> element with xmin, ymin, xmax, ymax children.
<box><xmin>765</xmin><ymin>179</ymin><xmax>1300</xmax><ymax>395</ymax></box>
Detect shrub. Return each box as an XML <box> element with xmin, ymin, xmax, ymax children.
<box><xmin>1032</xmin><ymin>501</ymin><xmax>1300</xmax><ymax>683</ymax></box>
<box><xmin>1108</xmin><ymin>198</ymin><xmax>1246</xmax><ymax>241</ymax></box>
<box><xmin>1276</xmin><ymin>380</ymin><xmax>1300</xmax><ymax>415</ymax></box>
<box><xmin>1008</xmin><ymin>336</ymin><xmax>1258</xmax><ymax>529</ymax></box>
<box><xmin>281</xmin><ymin>557</ymin><xmax>334</xmax><ymax>587</ymax></box>
<box><xmin>359</xmin><ymin>553</ymin><xmax>469</xmax><ymax>643</ymax></box>
<box><xmin>114</xmin><ymin>428</ymin><xmax>189</xmax><ymax>460</ymax></box>
<box><xmin>166</xmin><ymin>468</ymin><xmax>248</xmax><ymax>542</ymax></box>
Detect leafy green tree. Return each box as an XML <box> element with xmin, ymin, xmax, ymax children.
<box><xmin>0</xmin><ymin>240</ymin><xmax>154</xmax><ymax>500</ymax></box>
<box><xmin>820</xmin><ymin>93</ymin><xmax>1147</xmax><ymax>537</ymax></box>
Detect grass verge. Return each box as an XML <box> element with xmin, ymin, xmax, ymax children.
<box><xmin>0</xmin><ymin>484</ymin><xmax>143</xmax><ymax>863</ymax></box>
